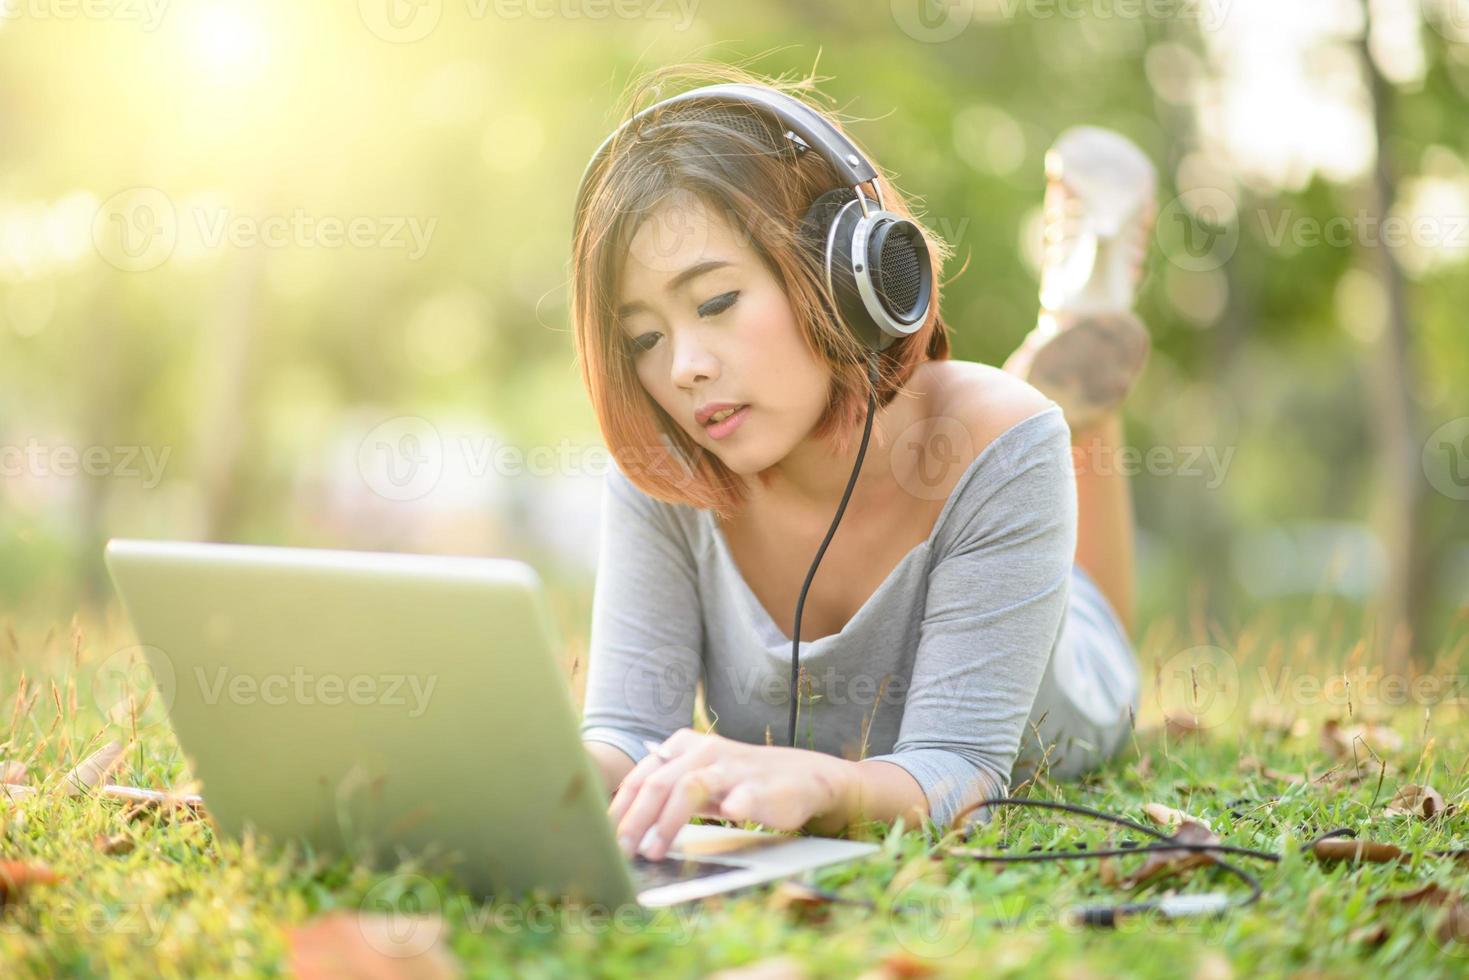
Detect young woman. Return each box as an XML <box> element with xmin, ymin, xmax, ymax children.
<box><xmin>569</xmin><ymin>66</ymin><xmax>1151</xmax><ymax>862</ymax></box>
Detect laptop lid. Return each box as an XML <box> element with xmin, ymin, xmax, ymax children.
<box><xmin>103</xmin><ymin>539</ymin><xmax>639</xmax><ymax>908</ymax></box>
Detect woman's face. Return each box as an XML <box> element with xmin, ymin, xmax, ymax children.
<box><xmin>613</xmin><ymin>190</ymin><xmax>832</xmax><ymax>477</ymax></box>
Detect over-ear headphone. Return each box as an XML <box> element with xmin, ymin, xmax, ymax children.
<box><xmin>575</xmin><ymin>82</ymin><xmax>931</xmax><ymax>750</ymax></box>
<box><xmin>573</xmin><ymin>82</ymin><xmax>934</xmax><ymax>354</ymax></box>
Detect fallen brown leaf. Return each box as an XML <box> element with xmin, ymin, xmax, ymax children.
<box><xmin>1312</xmin><ymin>838</ymin><xmax>1406</xmax><ymax>864</ymax></box>
<box><xmin>64</xmin><ymin>742</ymin><xmax>127</xmax><ymax>797</ymax></box>
<box><xmin>1237</xmin><ymin>756</ymin><xmax>1308</xmax><ymax>785</ymax></box>
<box><xmin>94</xmin><ymin>833</ymin><xmax>135</xmax><ymax>856</ymax></box>
<box><xmin>1142</xmin><ymin>803</ymin><xmax>1213</xmax><ymax>832</ymax></box>
<box><xmin>705</xmin><ymin>956</ymin><xmax>809</xmax><ymax>980</ymax></box>
<box><xmin>1122</xmin><ymin>821</ymin><xmax>1219</xmax><ymax>888</ymax></box>
<box><xmin>2</xmin><ymin>784</ymin><xmax>36</xmax><ymax>802</ymax></box>
<box><xmin>1384</xmin><ymin>784</ymin><xmax>1452</xmax><ymax>821</ymax></box>
<box><xmin>1439</xmin><ymin>900</ymin><xmax>1469</xmax><ymax>945</ymax></box>
<box><xmin>767</xmin><ymin>881</ymin><xmax>837</xmax><ymax>924</ymax></box>
<box><xmin>1321</xmin><ymin>719</ymin><xmax>1403</xmax><ymax>760</ymax></box>
<box><xmin>1164</xmin><ymin>714</ymin><xmax>1207</xmax><ymax>739</ymax></box>
<box><xmin>0</xmin><ymin>861</ymin><xmax>60</xmax><ymax>906</ymax></box>
<box><xmin>865</xmin><ymin>951</ymin><xmax>939</xmax><ymax>979</ymax></box>
<box><xmin>287</xmin><ymin>911</ymin><xmax>460</xmax><ymax>980</ymax></box>
<box><xmin>1347</xmin><ymin>923</ymin><xmax>1389</xmax><ymax>946</ymax></box>
<box><xmin>1248</xmin><ymin>703</ymin><xmax>1297</xmax><ymax>736</ymax></box>
<box><xmin>1373</xmin><ymin>882</ymin><xmax>1457</xmax><ymax>909</ymax></box>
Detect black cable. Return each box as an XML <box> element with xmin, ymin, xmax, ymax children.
<box><xmin>945</xmin><ymin>797</ymin><xmax>1274</xmax><ymax>925</ymax></box>
<box><xmin>788</xmin><ymin>351</ymin><xmax>881</xmax><ymax>748</ymax></box>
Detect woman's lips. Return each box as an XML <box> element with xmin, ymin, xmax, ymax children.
<box><xmin>703</xmin><ymin>404</ymin><xmax>750</xmax><ymax>440</ymax></box>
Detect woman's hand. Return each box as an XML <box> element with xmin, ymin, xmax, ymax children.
<box><xmin>608</xmin><ymin>727</ymin><xmax>856</xmax><ymax>861</ymax></box>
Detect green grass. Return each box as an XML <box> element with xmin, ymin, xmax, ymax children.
<box><xmin>2</xmin><ymin>608</ymin><xmax>1468</xmax><ymax>978</ymax></box>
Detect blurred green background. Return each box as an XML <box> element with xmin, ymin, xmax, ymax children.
<box><xmin>1</xmin><ymin>0</ymin><xmax>1466</xmax><ymax>663</ymax></box>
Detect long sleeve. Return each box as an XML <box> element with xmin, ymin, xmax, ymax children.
<box><xmin>864</xmin><ymin>409</ymin><xmax>1076</xmax><ymax>834</ymax></box>
<box><xmin>578</xmin><ymin>461</ymin><xmax>703</xmax><ymax>767</ymax></box>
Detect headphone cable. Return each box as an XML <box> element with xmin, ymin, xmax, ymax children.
<box><xmin>788</xmin><ymin>351</ymin><xmax>882</xmax><ymax>748</ymax></box>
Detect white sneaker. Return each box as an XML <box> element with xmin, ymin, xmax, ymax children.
<box><xmin>1007</xmin><ymin>127</ymin><xmax>1157</xmax><ymax>431</ymax></box>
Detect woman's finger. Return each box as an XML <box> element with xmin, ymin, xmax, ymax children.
<box><xmin>638</xmin><ymin>765</ymin><xmax>737</xmax><ymax>861</ymax></box>
<box><xmin>612</xmin><ymin>749</ymin><xmax>714</xmax><ymax>856</ymax></box>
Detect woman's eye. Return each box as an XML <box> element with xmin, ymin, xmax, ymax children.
<box><xmin>698</xmin><ymin>291</ymin><xmax>739</xmax><ymax>318</ymax></box>
<box><xmin>628</xmin><ymin>331</ymin><xmax>662</xmax><ymax>355</ymax></box>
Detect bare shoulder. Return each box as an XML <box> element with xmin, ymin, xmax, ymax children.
<box><xmin>910</xmin><ymin>359</ymin><xmax>1061</xmax><ymax>458</ymax></box>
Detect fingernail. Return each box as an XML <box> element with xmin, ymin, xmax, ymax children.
<box><xmin>637</xmin><ymin>826</ymin><xmax>663</xmax><ymax>858</ymax></box>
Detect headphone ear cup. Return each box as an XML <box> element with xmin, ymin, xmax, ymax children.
<box><xmin>798</xmin><ymin>188</ymin><xmax>879</xmax><ymax>353</ymax></box>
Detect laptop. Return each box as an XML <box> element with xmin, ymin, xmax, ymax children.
<box><xmin>103</xmin><ymin>539</ymin><xmax>880</xmax><ymax>909</ymax></box>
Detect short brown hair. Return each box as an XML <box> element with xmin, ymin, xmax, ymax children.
<box><xmin>570</xmin><ymin>62</ymin><xmax>954</xmax><ymax>519</ymax></box>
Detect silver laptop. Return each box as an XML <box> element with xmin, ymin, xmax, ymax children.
<box><xmin>103</xmin><ymin>539</ymin><xmax>880</xmax><ymax>908</ymax></box>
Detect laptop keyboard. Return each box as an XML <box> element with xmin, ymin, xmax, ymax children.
<box><xmin>628</xmin><ymin>854</ymin><xmax>746</xmax><ymax>891</ymax></box>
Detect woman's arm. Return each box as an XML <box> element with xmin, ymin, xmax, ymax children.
<box><xmin>585</xmin><ymin>739</ymin><xmax>637</xmax><ymax>799</ymax></box>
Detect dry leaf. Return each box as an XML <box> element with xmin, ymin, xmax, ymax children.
<box><xmin>1164</xmin><ymin>714</ymin><xmax>1206</xmax><ymax>739</ymax></box>
<box><xmin>2</xmin><ymin>784</ymin><xmax>36</xmax><ymax>802</ymax></box>
<box><xmin>767</xmin><ymin>881</ymin><xmax>837</xmax><ymax>923</ymax></box>
<box><xmin>0</xmin><ymin>861</ymin><xmax>60</xmax><ymax>906</ymax></box>
<box><xmin>1348</xmin><ymin>923</ymin><xmax>1389</xmax><ymax>946</ymax></box>
<box><xmin>1142</xmin><ymin>803</ymin><xmax>1212</xmax><ymax>832</ymax></box>
<box><xmin>1384</xmin><ymin>784</ymin><xmax>1451</xmax><ymax>821</ymax></box>
<box><xmin>1438</xmin><ymin>900</ymin><xmax>1469</xmax><ymax>945</ymax></box>
<box><xmin>64</xmin><ymin>742</ymin><xmax>127</xmax><ymax>796</ymax></box>
<box><xmin>1122</xmin><ymin>821</ymin><xmax>1218</xmax><ymax>888</ymax></box>
<box><xmin>287</xmin><ymin>911</ymin><xmax>460</xmax><ymax>980</ymax></box>
<box><xmin>1098</xmin><ymin>855</ymin><xmax>1119</xmax><ymax>888</ymax></box>
<box><xmin>1373</xmin><ymin>882</ymin><xmax>1457</xmax><ymax>909</ymax></box>
<box><xmin>94</xmin><ymin>833</ymin><xmax>135</xmax><ymax>856</ymax></box>
<box><xmin>1321</xmin><ymin>719</ymin><xmax>1404</xmax><ymax>760</ymax></box>
<box><xmin>1238</xmin><ymin>756</ymin><xmax>1308</xmax><ymax>785</ymax></box>
<box><xmin>1248</xmin><ymin>703</ymin><xmax>1297</xmax><ymax>736</ymax></box>
<box><xmin>865</xmin><ymin>951</ymin><xmax>939</xmax><ymax>979</ymax></box>
<box><xmin>706</xmin><ymin>957</ymin><xmax>809</xmax><ymax>980</ymax></box>
<box><xmin>1312</xmin><ymin>838</ymin><xmax>1406</xmax><ymax>864</ymax></box>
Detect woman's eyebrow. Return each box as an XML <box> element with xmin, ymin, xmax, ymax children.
<box><xmin>615</xmin><ymin>259</ymin><xmax>732</xmax><ymax>317</ymax></box>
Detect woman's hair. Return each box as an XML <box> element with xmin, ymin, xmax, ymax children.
<box><xmin>570</xmin><ymin>62</ymin><xmax>955</xmax><ymax>519</ymax></box>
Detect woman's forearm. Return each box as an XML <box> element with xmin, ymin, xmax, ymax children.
<box><xmin>803</xmin><ymin>757</ymin><xmax>929</xmax><ymax>835</ymax></box>
<box><xmin>584</xmin><ymin>740</ymin><xmax>637</xmax><ymax>799</ymax></box>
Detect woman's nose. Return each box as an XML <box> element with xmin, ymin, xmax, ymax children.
<box><xmin>669</xmin><ymin>331</ymin><xmax>720</xmax><ymax>388</ymax></box>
